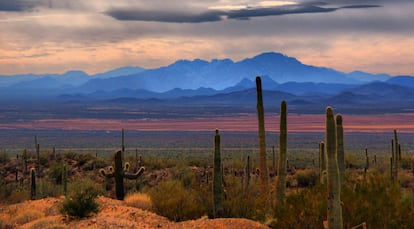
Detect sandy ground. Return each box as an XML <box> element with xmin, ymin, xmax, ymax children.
<box><xmin>0</xmin><ymin>196</ymin><xmax>269</xmax><ymax>229</ymax></box>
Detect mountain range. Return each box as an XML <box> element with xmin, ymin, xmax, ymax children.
<box><xmin>1</xmin><ymin>52</ymin><xmax>414</xmax><ymax>112</ymax></box>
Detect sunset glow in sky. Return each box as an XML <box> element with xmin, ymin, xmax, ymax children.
<box><xmin>0</xmin><ymin>0</ymin><xmax>413</xmax><ymax>76</ymax></box>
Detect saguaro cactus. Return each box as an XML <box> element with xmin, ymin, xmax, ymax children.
<box><xmin>392</xmin><ymin>130</ymin><xmax>399</xmax><ymax>183</ymax></box>
<box><xmin>255</xmin><ymin>76</ymin><xmax>268</xmax><ymax>194</ymax></box>
<box><xmin>100</xmin><ymin>150</ymin><xmax>145</xmax><ymax>200</ymax></box>
<box><xmin>336</xmin><ymin>115</ymin><xmax>345</xmax><ymax>184</ymax></box>
<box><xmin>319</xmin><ymin>142</ymin><xmax>326</xmax><ymax>184</ymax></box>
<box><xmin>213</xmin><ymin>129</ymin><xmax>224</xmax><ymax>218</ymax></box>
<box><xmin>326</xmin><ymin>107</ymin><xmax>343</xmax><ymax>229</ymax></box>
<box><xmin>121</xmin><ymin>128</ymin><xmax>125</xmax><ymax>153</ymax></box>
<box><xmin>246</xmin><ymin>155</ymin><xmax>251</xmax><ymax>188</ymax></box>
<box><xmin>30</xmin><ymin>168</ymin><xmax>36</xmax><ymax>200</ymax></box>
<box><xmin>276</xmin><ymin>100</ymin><xmax>287</xmax><ymax>204</ymax></box>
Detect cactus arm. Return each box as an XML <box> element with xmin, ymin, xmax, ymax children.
<box><xmin>124</xmin><ymin>167</ymin><xmax>145</xmax><ymax>179</ymax></box>
<box><xmin>100</xmin><ymin>168</ymin><xmax>114</xmax><ymax>178</ymax></box>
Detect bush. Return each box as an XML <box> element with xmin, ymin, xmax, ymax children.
<box><xmin>149</xmin><ymin>180</ymin><xmax>206</xmax><ymax>221</ymax></box>
<box><xmin>295</xmin><ymin>169</ymin><xmax>318</xmax><ymax>187</ymax></box>
<box><xmin>124</xmin><ymin>193</ymin><xmax>153</xmax><ymax>211</ymax></box>
<box><xmin>47</xmin><ymin>162</ymin><xmax>64</xmax><ymax>184</ymax></box>
<box><xmin>60</xmin><ymin>178</ymin><xmax>100</xmax><ymax>218</ymax></box>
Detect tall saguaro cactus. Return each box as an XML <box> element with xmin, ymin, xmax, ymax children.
<box><xmin>255</xmin><ymin>76</ymin><xmax>268</xmax><ymax>194</ymax></box>
<box><xmin>276</xmin><ymin>100</ymin><xmax>287</xmax><ymax>204</ymax></box>
<box><xmin>30</xmin><ymin>168</ymin><xmax>36</xmax><ymax>200</ymax></box>
<box><xmin>213</xmin><ymin>129</ymin><xmax>224</xmax><ymax>218</ymax></box>
<box><xmin>121</xmin><ymin>128</ymin><xmax>125</xmax><ymax>153</ymax></box>
<box><xmin>336</xmin><ymin>115</ymin><xmax>345</xmax><ymax>184</ymax></box>
<box><xmin>326</xmin><ymin>107</ymin><xmax>343</xmax><ymax>229</ymax></box>
<box><xmin>100</xmin><ymin>150</ymin><xmax>145</xmax><ymax>200</ymax></box>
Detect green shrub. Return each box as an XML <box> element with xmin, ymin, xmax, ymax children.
<box><xmin>149</xmin><ymin>180</ymin><xmax>206</xmax><ymax>221</ymax></box>
<box><xmin>295</xmin><ymin>169</ymin><xmax>318</xmax><ymax>188</ymax></box>
<box><xmin>60</xmin><ymin>178</ymin><xmax>100</xmax><ymax>218</ymax></box>
<box><xmin>47</xmin><ymin>162</ymin><xmax>64</xmax><ymax>184</ymax></box>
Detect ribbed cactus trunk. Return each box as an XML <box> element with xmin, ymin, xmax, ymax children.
<box><xmin>365</xmin><ymin>149</ymin><xmax>369</xmax><ymax>170</ymax></box>
<box><xmin>213</xmin><ymin>129</ymin><xmax>224</xmax><ymax>218</ymax></box>
<box><xmin>392</xmin><ymin>130</ymin><xmax>399</xmax><ymax>183</ymax></box>
<box><xmin>255</xmin><ymin>76</ymin><xmax>268</xmax><ymax>194</ymax></box>
<box><xmin>246</xmin><ymin>155</ymin><xmax>251</xmax><ymax>188</ymax></box>
<box><xmin>326</xmin><ymin>107</ymin><xmax>343</xmax><ymax>229</ymax></box>
<box><xmin>276</xmin><ymin>100</ymin><xmax>287</xmax><ymax>204</ymax></box>
<box><xmin>30</xmin><ymin>168</ymin><xmax>36</xmax><ymax>200</ymax></box>
<box><xmin>336</xmin><ymin>115</ymin><xmax>345</xmax><ymax>185</ymax></box>
<box><xmin>319</xmin><ymin>142</ymin><xmax>326</xmax><ymax>184</ymax></box>
<box><xmin>114</xmin><ymin>150</ymin><xmax>125</xmax><ymax>200</ymax></box>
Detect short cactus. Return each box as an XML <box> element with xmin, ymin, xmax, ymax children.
<box><xmin>100</xmin><ymin>150</ymin><xmax>145</xmax><ymax>200</ymax></box>
<box><xmin>62</xmin><ymin>164</ymin><xmax>67</xmax><ymax>196</ymax></box>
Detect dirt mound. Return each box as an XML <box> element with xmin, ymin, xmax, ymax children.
<box><xmin>0</xmin><ymin>197</ymin><xmax>269</xmax><ymax>229</ymax></box>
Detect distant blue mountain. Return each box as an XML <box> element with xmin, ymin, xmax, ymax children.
<box><xmin>92</xmin><ymin>66</ymin><xmax>145</xmax><ymax>79</ymax></box>
<box><xmin>386</xmin><ymin>76</ymin><xmax>414</xmax><ymax>88</ymax></box>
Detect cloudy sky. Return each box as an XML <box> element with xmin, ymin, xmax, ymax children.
<box><xmin>0</xmin><ymin>0</ymin><xmax>413</xmax><ymax>76</ymax></box>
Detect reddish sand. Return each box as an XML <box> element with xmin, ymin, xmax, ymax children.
<box><xmin>1</xmin><ymin>113</ymin><xmax>414</xmax><ymax>133</ymax></box>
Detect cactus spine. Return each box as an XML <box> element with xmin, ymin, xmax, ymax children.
<box><xmin>336</xmin><ymin>115</ymin><xmax>345</xmax><ymax>184</ymax></box>
<box><xmin>255</xmin><ymin>76</ymin><xmax>268</xmax><ymax>194</ymax></box>
<box><xmin>276</xmin><ymin>100</ymin><xmax>287</xmax><ymax>204</ymax></box>
<box><xmin>326</xmin><ymin>107</ymin><xmax>343</xmax><ymax>229</ymax></box>
<box><xmin>100</xmin><ymin>150</ymin><xmax>145</xmax><ymax>200</ymax></box>
<box><xmin>319</xmin><ymin>142</ymin><xmax>326</xmax><ymax>184</ymax></box>
<box><xmin>213</xmin><ymin>129</ymin><xmax>224</xmax><ymax>218</ymax></box>
<box><xmin>30</xmin><ymin>168</ymin><xmax>36</xmax><ymax>200</ymax></box>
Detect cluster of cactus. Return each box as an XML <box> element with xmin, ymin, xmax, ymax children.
<box><xmin>100</xmin><ymin>150</ymin><xmax>145</xmax><ymax>200</ymax></box>
<box><xmin>325</xmin><ymin>107</ymin><xmax>343</xmax><ymax>229</ymax></box>
<box><xmin>276</xmin><ymin>101</ymin><xmax>287</xmax><ymax>204</ymax></box>
<box><xmin>213</xmin><ymin>129</ymin><xmax>224</xmax><ymax>218</ymax></box>
<box><xmin>255</xmin><ymin>76</ymin><xmax>269</xmax><ymax>194</ymax></box>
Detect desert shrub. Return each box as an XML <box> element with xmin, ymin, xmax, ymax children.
<box><xmin>0</xmin><ymin>151</ymin><xmax>9</xmax><ymax>163</ymax></box>
<box><xmin>222</xmin><ymin>176</ymin><xmax>264</xmax><ymax>221</ymax></box>
<box><xmin>60</xmin><ymin>178</ymin><xmax>100</xmax><ymax>218</ymax></box>
<box><xmin>171</xmin><ymin>166</ymin><xmax>196</xmax><ymax>188</ymax></box>
<box><xmin>295</xmin><ymin>169</ymin><xmax>318</xmax><ymax>187</ymax></box>
<box><xmin>47</xmin><ymin>162</ymin><xmax>64</xmax><ymax>184</ymax></box>
<box><xmin>149</xmin><ymin>180</ymin><xmax>206</xmax><ymax>221</ymax></box>
<box><xmin>124</xmin><ymin>193</ymin><xmax>153</xmax><ymax>211</ymax></box>
<box><xmin>345</xmin><ymin>153</ymin><xmax>358</xmax><ymax>168</ymax></box>
<box><xmin>400</xmin><ymin>155</ymin><xmax>413</xmax><ymax>170</ymax></box>
<box><xmin>11</xmin><ymin>209</ymin><xmax>45</xmax><ymax>225</ymax></box>
<box><xmin>271</xmin><ymin>183</ymin><xmax>327</xmax><ymax>228</ymax></box>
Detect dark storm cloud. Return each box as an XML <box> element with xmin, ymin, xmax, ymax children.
<box><xmin>105</xmin><ymin>2</ymin><xmax>381</xmax><ymax>23</ymax></box>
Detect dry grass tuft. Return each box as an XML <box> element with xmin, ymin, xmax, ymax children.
<box><xmin>25</xmin><ymin>216</ymin><xmax>67</xmax><ymax>229</ymax></box>
<box><xmin>11</xmin><ymin>209</ymin><xmax>45</xmax><ymax>225</ymax></box>
<box><xmin>124</xmin><ymin>193</ymin><xmax>153</xmax><ymax>211</ymax></box>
